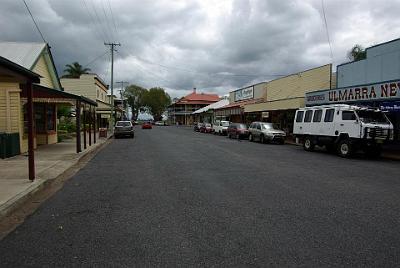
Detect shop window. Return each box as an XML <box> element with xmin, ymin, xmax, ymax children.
<box><xmin>313</xmin><ymin>110</ymin><xmax>322</xmax><ymax>122</ymax></box>
<box><xmin>47</xmin><ymin>105</ymin><xmax>56</xmax><ymax>130</ymax></box>
<box><xmin>324</xmin><ymin>109</ymin><xmax>335</xmax><ymax>122</ymax></box>
<box><xmin>304</xmin><ymin>110</ymin><xmax>313</xmax><ymax>122</ymax></box>
<box><xmin>296</xmin><ymin>111</ymin><xmax>304</xmax><ymax>122</ymax></box>
<box><xmin>342</xmin><ymin>111</ymin><xmax>356</xmax><ymax>121</ymax></box>
<box><xmin>35</xmin><ymin>104</ymin><xmax>45</xmax><ymax>132</ymax></box>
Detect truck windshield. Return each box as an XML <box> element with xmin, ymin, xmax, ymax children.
<box><xmin>356</xmin><ymin>110</ymin><xmax>389</xmax><ymax>124</ymax></box>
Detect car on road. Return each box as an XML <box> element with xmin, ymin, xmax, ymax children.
<box><xmin>114</xmin><ymin>121</ymin><xmax>134</xmax><ymax>138</ymax></box>
<box><xmin>155</xmin><ymin>121</ymin><xmax>166</xmax><ymax>126</ymax></box>
<box><xmin>142</xmin><ymin>121</ymin><xmax>153</xmax><ymax>129</ymax></box>
<box><xmin>248</xmin><ymin>122</ymin><xmax>286</xmax><ymax>144</ymax></box>
<box><xmin>213</xmin><ymin>120</ymin><xmax>230</xmax><ymax>135</ymax></box>
<box><xmin>200</xmin><ymin>123</ymin><xmax>213</xmax><ymax>133</ymax></box>
<box><xmin>227</xmin><ymin>123</ymin><xmax>249</xmax><ymax>139</ymax></box>
<box><xmin>194</xmin><ymin>122</ymin><xmax>203</xmax><ymax>132</ymax></box>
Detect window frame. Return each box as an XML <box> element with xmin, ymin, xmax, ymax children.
<box><xmin>324</xmin><ymin>108</ymin><xmax>335</xmax><ymax>122</ymax></box>
<box><xmin>295</xmin><ymin>111</ymin><xmax>304</xmax><ymax>123</ymax></box>
<box><xmin>304</xmin><ymin>110</ymin><xmax>313</xmax><ymax>123</ymax></box>
<box><xmin>312</xmin><ymin>109</ymin><xmax>323</xmax><ymax>122</ymax></box>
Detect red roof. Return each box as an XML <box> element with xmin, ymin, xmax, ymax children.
<box><xmin>175</xmin><ymin>91</ymin><xmax>220</xmax><ymax>105</ymax></box>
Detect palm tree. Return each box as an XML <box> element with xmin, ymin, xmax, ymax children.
<box><xmin>62</xmin><ymin>62</ymin><xmax>91</xmax><ymax>78</ymax></box>
<box><xmin>347</xmin><ymin>44</ymin><xmax>367</xmax><ymax>62</ymax></box>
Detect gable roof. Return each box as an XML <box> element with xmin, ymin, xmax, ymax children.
<box><xmin>0</xmin><ymin>42</ymin><xmax>62</xmax><ymax>89</ymax></box>
<box><xmin>0</xmin><ymin>42</ymin><xmax>46</xmax><ymax>69</ymax></box>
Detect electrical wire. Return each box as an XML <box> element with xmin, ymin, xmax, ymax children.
<box><xmin>82</xmin><ymin>0</ymin><xmax>106</xmax><ymax>42</ymax></box>
<box><xmin>100</xmin><ymin>0</ymin><xmax>115</xmax><ymax>42</ymax></box>
<box><xmin>90</xmin><ymin>0</ymin><xmax>112</xmax><ymax>42</ymax></box>
<box><xmin>321</xmin><ymin>0</ymin><xmax>333</xmax><ymax>61</ymax></box>
<box><xmin>22</xmin><ymin>0</ymin><xmax>46</xmax><ymax>43</ymax></box>
<box><xmin>83</xmin><ymin>50</ymin><xmax>109</xmax><ymax>68</ymax></box>
<box><xmin>106</xmin><ymin>0</ymin><xmax>119</xmax><ymax>38</ymax></box>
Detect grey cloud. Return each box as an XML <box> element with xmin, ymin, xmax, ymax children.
<box><xmin>1</xmin><ymin>0</ymin><xmax>400</xmax><ymax>98</ymax></box>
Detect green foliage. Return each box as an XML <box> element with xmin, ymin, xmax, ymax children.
<box><xmin>123</xmin><ymin>84</ymin><xmax>147</xmax><ymax>119</ymax></box>
<box><xmin>57</xmin><ymin>119</ymin><xmax>76</xmax><ymax>133</ymax></box>
<box><xmin>348</xmin><ymin>44</ymin><xmax>366</xmax><ymax>61</ymax></box>
<box><xmin>62</xmin><ymin>62</ymin><xmax>91</xmax><ymax>78</ymax></box>
<box><xmin>123</xmin><ymin>85</ymin><xmax>171</xmax><ymax>120</ymax></box>
<box><xmin>143</xmin><ymin>87</ymin><xmax>171</xmax><ymax>121</ymax></box>
<box><xmin>57</xmin><ymin>105</ymin><xmax>71</xmax><ymax>118</ymax></box>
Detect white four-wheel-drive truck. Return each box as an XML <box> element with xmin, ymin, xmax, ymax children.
<box><xmin>212</xmin><ymin>120</ymin><xmax>230</xmax><ymax>135</ymax></box>
<box><xmin>293</xmin><ymin>104</ymin><xmax>394</xmax><ymax>157</ymax></box>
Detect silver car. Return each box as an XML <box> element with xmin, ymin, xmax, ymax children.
<box><xmin>114</xmin><ymin>121</ymin><xmax>134</xmax><ymax>138</ymax></box>
<box><xmin>248</xmin><ymin>122</ymin><xmax>286</xmax><ymax>144</ymax></box>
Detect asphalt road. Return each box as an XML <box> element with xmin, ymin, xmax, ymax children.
<box><xmin>1</xmin><ymin>126</ymin><xmax>400</xmax><ymax>267</ymax></box>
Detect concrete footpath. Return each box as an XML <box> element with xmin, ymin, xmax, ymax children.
<box><xmin>0</xmin><ymin>133</ymin><xmax>111</xmax><ymax>220</ymax></box>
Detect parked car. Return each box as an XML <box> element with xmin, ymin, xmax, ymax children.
<box><xmin>200</xmin><ymin>123</ymin><xmax>213</xmax><ymax>133</ymax></box>
<box><xmin>155</xmin><ymin>121</ymin><xmax>166</xmax><ymax>126</ymax></box>
<box><xmin>194</xmin><ymin>122</ymin><xmax>203</xmax><ymax>132</ymax></box>
<box><xmin>227</xmin><ymin>123</ymin><xmax>249</xmax><ymax>139</ymax></box>
<box><xmin>142</xmin><ymin>121</ymin><xmax>153</xmax><ymax>129</ymax></box>
<box><xmin>248</xmin><ymin>122</ymin><xmax>286</xmax><ymax>144</ymax></box>
<box><xmin>114</xmin><ymin>121</ymin><xmax>134</xmax><ymax>138</ymax></box>
<box><xmin>293</xmin><ymin>104</ymin><xmax>394</xmax><ymax>157</ymax></box>
<box><xmin>213</xmin><ymin>120</ymin><xmax>230</xmax><ymax>135</ymax></box>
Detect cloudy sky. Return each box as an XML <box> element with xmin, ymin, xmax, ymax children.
<box><xmin>1</xmin><ymin>0</ymin><xmax>400</xmax><ymax>98</ymax></box>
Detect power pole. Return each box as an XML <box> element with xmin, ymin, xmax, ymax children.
<box><xmin>116</xmin><ymin>81</ymin><xmax>128</xmax><ymax>119</ymax></box>
<box><xmin>104</xmin><ymin>42</ymin><xmax>121</xmax><ymax>129</ymax></box>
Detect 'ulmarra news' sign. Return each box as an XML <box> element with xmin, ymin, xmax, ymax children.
<box><xmin>306</xmin><ymin>80</ymin><xmax>400</xmax><ymax>105</ymax></box>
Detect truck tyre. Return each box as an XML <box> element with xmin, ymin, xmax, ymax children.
<box><xmin>249</xmin><ymin>134</ymin><xmax>253</xmax><ymax>142</ymax></box>
<box><xmin>337</xmin><ymin>139</ymin><xmax>353</xmax><ymax>158</ymax></box>
<box><xmin>303</xmin><ymin>136</ymin><xmax>314</xmax><ymax>151</ymax></box>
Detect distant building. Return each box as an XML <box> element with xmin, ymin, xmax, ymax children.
<box><xmin>61</xmin><ymin>74</ymin><xmax>113</xmax><ymax>128</ymax></box>
<box><xmin>167</xmin><ymin>88</ymin><xmax>220</xmax><ymax>125</ymax></box>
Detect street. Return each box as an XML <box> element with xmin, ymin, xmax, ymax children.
<box><xmin>1</xmin><ymin>126</ymin><xmax>400</xmax><ymax>267</ymax></box>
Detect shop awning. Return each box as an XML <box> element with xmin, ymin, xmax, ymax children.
<box><xmin>21</xmin><ymin>84</ymin><xmax>97</xmax><ymax>106</ymax></box>
<box><xmin>244</xmin><ymin>97</ymin><xmax>304</xmax><ymax>113</ymax></box>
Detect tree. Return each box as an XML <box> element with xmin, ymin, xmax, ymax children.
<box><xmin>62</xmin><ymin>62</ymin><xmax>91</xmax><ymax>78</ymax></box>
<box><xmin>142</xmin><ymin>87</ymin><xmax>171</xmax><ymax>121</ymax></box>
<box><xmin>347</xmin><ymin>44</ymin><xmax>366</xmax><ymax>61</ymax></box>
<box><xmin>123</xmin><ymin>84</ymin><xmax>147</xmax><ymax>119</ymax></box>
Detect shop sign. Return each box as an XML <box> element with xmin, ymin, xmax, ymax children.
<box><xmin>306</xmin><ymin>80</ymin><xmax>400</xmax><ymax>106</ymax></box>
<box><xmin>101</xmin><ymin>114</ymin><xmax>111</xmax><ymax>119</ymax></box>
<box><xmin>234</xmin><ymin>86</ymin><xmax>254</xmax><ymax>101</ymax></box>
<box><xmin>380</xmin><ymin>101</ymin><xmax>400</xmax><ymax>111</ymax></box>
<box><xmin>262</xmin><ymin>112</ymin><xmax>269</xmax><ymax>118</ymax></box>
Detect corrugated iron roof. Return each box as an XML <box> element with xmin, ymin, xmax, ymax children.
<box><xmin>192</xmin><ymin>98</ymin><xmax>229</xmax><ymax>114</ymax></box>
<box><xmin>0</xmin><ymin>42</ymin><xmax>46</xmax><ymax>70</ymax></box>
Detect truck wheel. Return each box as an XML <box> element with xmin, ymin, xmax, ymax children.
<box><xmin>303</xmin><ymin>137</ymin><xmax>314</xmax><ymax>151</ymax></box>
<box><xmin>337</xmin><ymin>139</ymin><xmax>353</xmax><ymax>158</ymax></box>
<box><xmin>249</xmin><ymin>134</ymin><xmax>253</xmax><ymax>142</ymax></box>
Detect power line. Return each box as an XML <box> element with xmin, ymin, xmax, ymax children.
<box><xmin>90</xmin><ymin>0</ymin><xmax>112</xmax><ymax>42</ymax></box>
<box><xmin>321</xmin><ymin>0</ymin><xmax>333</xmax><ymax>61</ymax></box>
<box><xmin>22</xmin><ymin>0</ymin><xmax>46</xmax><ymax>43</ymax></box>
<box><xmin>83</xmin><ymin>50</ymin><xmax>109</xmax><ymax>68</ymax></box>
<box><xmin>106</xmin><ymin>0</ymin><xmax>119</xmax><ymax>39</ymax></box>
<box><xmin>100</xmin><ymin>0</ymin><xmax>115</xmax><ymax>41</ymax></box>
<box><xmin>82</xmin><ymin>0</ymin><xmax>106</xmax><ymax>42</ymax></box>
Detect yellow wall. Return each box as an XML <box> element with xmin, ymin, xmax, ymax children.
<box><xmin>244</xmin><ymin>64</ymin><xmax>332</xmax><ymax>112</ymax></box>
<box><xmin>61</xmin><ymin>74</ymin><xmax>109</xmax><ymax>103</ymax></box>
<box><xmin>32</xmin><ymin>55</ymin><xmax>55</xmax><ymax>89</ymax></box>
<box><xmin>266</xmin><ymin>64</ymin><xmax>332</xmax><ymax>101</ymax></box>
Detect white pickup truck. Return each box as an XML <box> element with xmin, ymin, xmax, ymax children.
<box><xmin>293</xmin><ymin>104</ymin><xmax>394</xmax><ymax>157</ymax></box>
<box><xmin>212</xmin><ymin>120</ymin><xmax>230</xmax><ymax>135</ymax></box>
